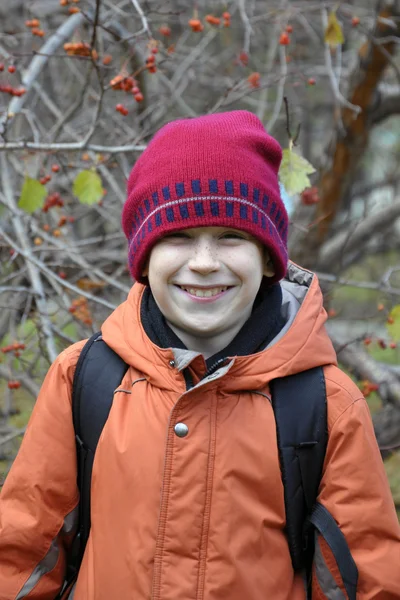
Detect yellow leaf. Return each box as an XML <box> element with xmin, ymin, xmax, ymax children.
<box><xmin>279</xmin><ymin>148</ymin><xmax>316</xmax><ymax>196</ymax></box>
<box><xmin>324</xmin><ymin>11</ymin><xmax>344</xmax><ymax>48</ymax></box>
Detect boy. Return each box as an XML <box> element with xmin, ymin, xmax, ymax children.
<box><xmin>0</xmin><ymin>110</ymin><xmax>399</xmax><ymax>599</ymax></box>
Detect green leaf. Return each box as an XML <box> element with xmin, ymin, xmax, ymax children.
<box><xmin>324</xmin><ymin>11</ymin><xmax>344</xmax><ymax>48</ymax></box>
<box><xmin>18</xmin><ymin>177</ymin><xmax>47</xmax><ymax>213</ymax></box>
<box><xmin>387</xmin><ymin>305</ymin><xmax>400</xmax><ymax>342</ymax></box>
<box><xmin>73</xmin><ymin>170</ymin><xmax>103</xmax><ymax>205</ymax></box>
<box><xmin>279</xmin><ymin>148</ymin><xmax>316</xmax><ymax>196</ymax></box>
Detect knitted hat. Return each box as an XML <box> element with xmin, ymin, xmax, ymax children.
<box><xmin>122</xmin><ymin>110</ymin><xmax>288</xmax><ymax>284</ymax></box>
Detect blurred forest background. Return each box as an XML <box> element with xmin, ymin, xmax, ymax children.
<box><xmin>0</xmin><ymin>0</ymin><xmax>400</xmax><ymax>516</ymax></box>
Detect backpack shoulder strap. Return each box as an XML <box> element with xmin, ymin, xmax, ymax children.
<box><xmin>71</xmin><ymin>332</ymin><xmax>129</xmax><ymax>568</ymax></box>
<box><xmin>270</xmin><ymin>366</ymin><xmax>327</xmax><ymax>573</ymax></box>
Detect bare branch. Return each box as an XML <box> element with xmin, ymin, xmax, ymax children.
<box><xmin>317</xmin><ymin>199</ymin><xmax>400</xmax><ymax>271</ymax></box>
<box><xmin>0</xmin><ymin>140</ymin><xmax>146</xmax><ymax>153</ymax></box>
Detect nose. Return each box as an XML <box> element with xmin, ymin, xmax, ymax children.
<box><xmin>187</xmin><ymin>238</ymin><xmax>220</xmax><ymax>274</ymax></box>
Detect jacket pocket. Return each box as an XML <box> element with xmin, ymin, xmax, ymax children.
<box><xmin>310</xmin><ymin>502</ymin><xmax>358</xmax><ymax>600</ymax></box>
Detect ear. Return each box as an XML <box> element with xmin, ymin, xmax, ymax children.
<box><xmin>263</xmin><ymin>253</ymin><xmax>275</xmax><ymax>278</ymax></box>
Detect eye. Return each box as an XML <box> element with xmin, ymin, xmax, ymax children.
<box><xmin>219</xmin><ymin>232</ymin><xmax>247</xmax><ymax>240</ymax></box>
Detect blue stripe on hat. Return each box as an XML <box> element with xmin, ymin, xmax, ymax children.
<box><xmin>144</xmin><ymin>199</ymin><xmax>150</xmax><ymax>213</ymax></box>
<box><xmin>240</xmin><ymin>205</ymin><xmax>248</xmax><ymax>219</ymax></box>
<box><xmin>240</xmin><ymin>183</ymin><xmax>248</xmax><ymax>197</ymax></box>
<box><xmin>166</xmin><ymin>207</ymin><xmax>174</xmax><ymax>222</ymax></box>
<box><xmin>211</xmin><ymin>202</ymin><xmax>219</xmax><ymax>216</ymax></box>
<box><xmin>155</xmin><ymin>212</ymin><xmax>162</xmax><ymax>226</ymax></box>
<box><xmin>195</xmin><ymin>201</ymin><xmax>204</xmax><ymax>217</ymax></box>
<box><xmin>176</xmin><ymin>182</ymin><xmax>185</xmax><ymax>197</ymax></box>
<box><xmin>225</xmin><ymin>180</ymin><xmax>234</xmax><ymax>194</ymax></box>
<box><xmin>179</xmin><ymin>204</ymin><xmax>189</xmax><ymax>219</ymax></box>
<box><xmin>253</xmin><ymin>189</ymin><xmax>260</xmax><ymax>203</ymax></box>
<box><xmin>252</xmin><ymin>209</ymin><xmax>258</xmax><ymax>224</ymax></box>
<box><xmin>162</xmin><ymin>186</ymin><xmax>171</xmax><ymax>200</ymax></box>
<box><xmin>226</xmin><ymin>202</ymin><xmax>234</xmax><ymax>217</ymax></box>
<box><xmin>209</xmin><ymin>179</ymin><xmax>218</xmax><ymax>193</ymax></box>
<box><xmin>192</xmin><ymin>179</ymin><xmax>201</xmax><ymax>193</ymax></box>
<box><xmin>152</xmin><ymin>192</ymin><xmax>159</xmax><ymax>207</ymax></box>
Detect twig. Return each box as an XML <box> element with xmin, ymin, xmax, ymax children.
<box><xmin>315</xmin><ymin>272</ymin><xmax>400</xmax><ymax>297</ymax></box>
<box><xmin>0</xmin><ymin>140</ymin><xmax>146</xmax><ymax>153</ymax></box>
<box><xmin>266</xmin><ymin>44</ymin><xmax>288</xmax><ymax>133</ymax></box>
<box><xmin>237</xmin><ymin>0</ymin><xmax>254</xmax><ymax>54</ymax></box>
<box><xmin>0</xmin><ymin>428</ymin><xmax>27</xmax><ymax>448</ymax></box>
<box><xmin>320</xmin><ymin>8</ymin><xmax>362</xmax><ymax>116</ymax></box>
<box><xmin>130</xmin><ymin>0</ymin><xmax>152</xmax><ymax>38</ymax></box>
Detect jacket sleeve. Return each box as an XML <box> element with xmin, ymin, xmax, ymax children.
<box><xmin>313</xmin><ymin>380</ymin><xmax>400</xmax><ymax>599</ymax></box>
<box><xmin>0</xmin><ymin>343</ymin><xmax>83</xmax><ymax>600</ymax></box>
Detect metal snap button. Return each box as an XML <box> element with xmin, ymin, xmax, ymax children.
<box><xmin>169</xmin><ymin>360</ymin><xmax>176</xmax><ymax>367</ymax></box>
<box><xmin>174</xmin><ymin>422</ymin><xmax>189</xmax><ymax>438</ymax></box>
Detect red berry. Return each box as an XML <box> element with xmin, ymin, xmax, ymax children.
<box><xmin>378</xmin><ymin>339</ymin><xmax>387</xmax><ymax>350</ymax></box>
<box><xmin>389</xmin><ymin>342</ymin><xmax>397</xmax><ymax>349</ymax></box>
<box><xmin>285</xmin><ymin>25</ymin><xmax>293</xmax><ymax>33</ymax></box>
<box><xmin>58</xmin><ymin>271</ymin><xmax>67</xmax><ymax>279</ymax></box>
<box><xmin>151</xmin><ymin>47</ymin><xmax>159</xmax><ymax>55</ymax></box>
<box><xmin>8</xmin><ymin>65</ymin><xmax>16</xmax><ymax>74</ymax></box>
<box><xmin>307</xmin><ymin>77</ymin><xmax>316</xmax><ymax>86</ymax></box>
<box><xmin>363</xmin><ymin>337</ymin><xmax>372</xmax><ymax>346</ymax></box>
<box><xmin>134</xmin><ymin>92</ymin><xmax>144</xmax><ymax>102</ymax></box>
<box><xmin>0</xmin><ymin>63</ymin><xmax>4</xmax><ymax>71</ymax></box>
<box><xmin>351</xmin><ymin>16</ymin><xmax>360</xmax><ymax>27</ymax></box>
<box><xmin>387</xmin><ymin>316</ymin><xmax>395</xmax><ymax>325</ymax></box>
<box><xmin>279</xmin><ymin>32</ymin><xmax>290</xmax><ymax>46</ymax></box>
<box><xmin>51</xmin><ymin>164</ymin><xmax>60</xmax><ymax>173</ymax></box>
<box><xmin>159</xmin><ymin>25</ymin><xmax>171</xmax><ymax>37</ymax></box>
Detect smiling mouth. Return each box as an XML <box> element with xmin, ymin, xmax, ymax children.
<box><xmin>175</xmin><ymin>285</ymin><xmax>232</xmax><ymax>298</ymax></box>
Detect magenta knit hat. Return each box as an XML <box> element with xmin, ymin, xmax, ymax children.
<box><xmin>122</xmin><ymin>110</ymin><xmax>288</xmax><ymax>284</ymax></box>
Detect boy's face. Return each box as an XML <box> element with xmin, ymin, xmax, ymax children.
<box><xmin>143</xmin><ymin>227</ymin><xmax>274</xmax><ymax>343</ymax></box>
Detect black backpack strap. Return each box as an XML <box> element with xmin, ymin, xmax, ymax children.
<box><xmin>70</xmin><ymin>332</ymin><xmax>129</xmax><ymax>574</ymax></box>
<box><xmin>310</xmin><ymin>503</ymin><xmax>358</xmax><ymax>600</ymax></box>
<box><xmin>270</xmin><ymin>366</ymin><xmax>327</xmax><ymax>581</ymax></box>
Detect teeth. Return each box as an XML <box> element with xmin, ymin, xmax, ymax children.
<box><xmin>182</xmin><ymin>286</ymin><xmax>228</xmax><ymax>297</ymax></box>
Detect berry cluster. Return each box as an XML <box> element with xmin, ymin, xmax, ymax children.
<box><xmin>25</xmin><ymin>18</ymin><xmax>44</xmax><ymax>36</ymax></box>
<box><xmin>359</xmin><ymin>380</ymin><xmax>379</xmax><ymax>398</ymax></box>
<box><xmin>189</xmin><ymin>11</ymin><xmax>230</xmax><ymax>32</ymax></box>
<box><xmin>110</xmin><ymin>74</ymin><xmax>144</xmax><ymax>115</ymax></box>
<box><xmin>247</xmin><ymin>72</ymin><xmax>261</xmax><ymax>89</ymax></box>
<box><xmin>64</xmin><ymin>42</ymin><xmax>97</xmax><ymax>59</ymax></box>
<box><xmin>1</xmin><ymin>342</ymin><xmax>26</xmax><ymax>354</ymax></box>
<box><xmin>68</xmin><ymin>297</ymin><xmax>93</xmax><ymax>326</ymax></box>
<box><xmin>301</xmin><ymin>187</ymin><xmax>320</xmax><ymax>205</ymax></box>
<box><xmin>0</xmin><ymin>84</ymin><xmax>26</xmax><ymax>97</ymax></box>
<box><xmin>42</xmin><ymin>192</ymin><xmax>64</xmax><ymax>212</ymax></box>
<box><xmin>7</xmin><ymin>380</ymin><xmax>21</xmax><ymax>390</ymax></box>
<box><xmin>159</xmin><ymin>25</ymin><xmax>171</xmax><ymax>37</ymax></box>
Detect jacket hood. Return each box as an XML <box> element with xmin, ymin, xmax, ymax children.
<box><xmin>101</xmin><ymin>262</ymin><xmax>337</xmax><ymax>392</ymax></box>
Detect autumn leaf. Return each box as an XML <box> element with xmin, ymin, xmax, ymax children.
<box><xmin>324</xmin><ymin>11</ymin><xmax>344</xmax><ymax>48</ymax></box>
<box><xmin>73</xmin><ymin>170</ymin><xmax>103</xmax><ymax>205</ymax></box>
<box><xmin>18</xmin><ymin>177</ymin><xmax>47</xmax><ymax>213</ymax></box>
<box><xmin>279</xmin><ymin>148</ymin><xmax>316</xmax><ymax>196</ymax></box>
<box><xmin>387</xmin><ymin>305</ymin><xmax>400</xmax><ymax>342</ymax></box>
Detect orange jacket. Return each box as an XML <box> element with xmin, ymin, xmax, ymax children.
<box><xmin>1</xmin><ymin>264</ymin><xmax>399</xmax><ymax>599</ymax></box>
